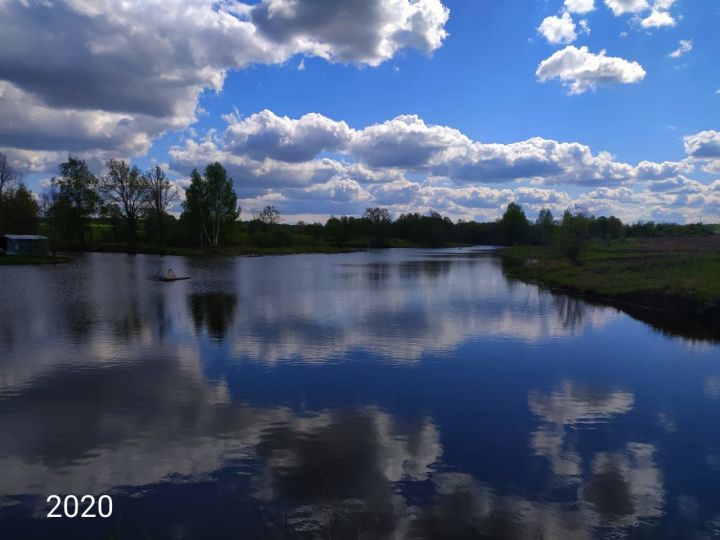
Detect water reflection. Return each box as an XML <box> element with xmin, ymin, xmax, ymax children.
<box><xmin>0</xmin><ymin>249</ymin><xmax>719</xmax><ymax>538</ymax></box>
<box><xmin>527</xmin><ymin>382</ymin><xmax>664</xmax><ymax>536</ymax></box>
<box><xmin>0</xmin><ymin>344</ymin><xmax>667</xmax><ymax>538</ymax></box>
<box><xmin>0</xmin><ymin>251</ymin><xmax>622</xmax><ymax>393</ymax></box>
<box><xmin>188</xmin><ymin>293</ymin><xmax>238</xmax><ymax>341</ymax></box>
<box><xmin>0</xmin><ymin>344</ymin><xmax>444</xmax><ymax>537</ymax></box>
<box><xmin>582</xmin><ymin>443</ymin><xmax>663</xmax><ymax>528</ymax></box>
<box><xmin>529</xmin><ymin>381</ymin><xmax>634</xmax><ymax>480</ymax></box>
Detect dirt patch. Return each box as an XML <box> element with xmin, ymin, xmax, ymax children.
<box><xmin>636</xmin><ymin>236</ymin><xmax>720</xmax><ymax>252</ymax></box>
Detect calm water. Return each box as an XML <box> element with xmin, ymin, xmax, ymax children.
<box><xmin>1</xmin><ymin>248</ymin><xmax>720</xmax><ymax>539</ymax></box>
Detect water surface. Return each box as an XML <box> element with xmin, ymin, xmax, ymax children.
<box><xmin>1</xmin><ymin>248</ymin><xmax>719</xmax><ymax>539</ymax></box>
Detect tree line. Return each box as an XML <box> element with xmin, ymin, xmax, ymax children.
<box><xmin>0</xmin><ymin>153</ymin><xmax>715</xmax><ymax>255</ymax></box>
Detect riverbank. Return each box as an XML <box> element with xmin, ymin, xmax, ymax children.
<box><xmin>502</xmin><ymin>237</ymin><xmax>720</xmax><ymax>319</ymax></box>
<box><xmin>61</xmin><ymin>238</ymin><xmax>467</xmax><ymax>257</ymax></box>
<box><xmin>88</xmin><ymin>243</ymin><xmax>359</xmax><ymax>257</ymax></box>
<box><xmin>0</xmin><ymin>255</ymin><xmax>74</xmax><ymax>265</ymax></box>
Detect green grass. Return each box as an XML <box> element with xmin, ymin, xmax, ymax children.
<box><xmin>502</xmin><ymin>240</ymin><xmax>720</xmax><ymax>316</ymax></box>
<box><xmin>0</xmin><ymin>255</ymin><xmax>73</xmax><ymax>265</ymax></box>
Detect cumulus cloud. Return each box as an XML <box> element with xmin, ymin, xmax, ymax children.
<box><xmin>684</xmin><ymin>131</ymin><xmax>720</xmax><ymax>159</ymax></box>
<box><xmin>604</xmin><ymin>0</ymin><xmax>650</xmax><ymax>16</ymax></box>
<box><xmin>645</xmin><ymin>177</ymin><xmax>705</xmax><ymax>194</ymax></box>
<box><xmin>634</xmin><ymin>159</ymin><xmax>694</xmax><ymax>180</ymax></box>
<box><xmin>536</xmin><ymin>46</ymin><xmax>646</xmax><ymax>95</ymax></box>
<box><xmin>669</xmin><ymin>40</ymin><xmax>693</xmax><ymax>59</ymax></box>
<box><xmin>641</xmin><ymin>10</ymin><xmax>675</xmax><ymax>28</ymax></box>
<box><xmin>0</xmin><ymin>0</ymin><xmax>450</xmax><ymax>170</ymax></box>
<box><xmin>641</xmin><ymin>0</ymin><xmax>677</xmax><ymax>28</ymax></box>
<box><xmin>173</xmin><ymin>109</ymin><xmax>644</xmax><ymax>189</ymax></box>
<box><xmin>350</xmin><ymin>114</ymin><xmax>467</xmax><ymax>168</ymax></box>
<box><xmin>538</xmin><ymin>12</ymin><xmax>577</xmax><ymax>45</ymax></box>
<box><xmin>564</xmin><ymin>0</ymin><xmax>596</xmax><ymax>14</ymax></box>
<box><xmin>165</xmin><ymin>109</ymin><xmax>720</xmax><ymax>223</ymax></box>
<box><xmin>604</xmin><ymin>0</ymin><xmax>677</xmax><ymax>28</ymax></box>
<box><xmin>249</xmin><ymin>0</ymin><xmax>449</xmax><ymax>66</ymax></box>
<box><xmin>701</xmin><ymin>161</ymin><xmax>720</xmax><ymax>175</ymax></box>
<box><xmin>222</xmin><ymin>110</ymin><xmax>354</xmax><ymax>163</ymax></box>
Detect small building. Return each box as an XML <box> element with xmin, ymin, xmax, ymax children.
<box><xmin>3</xmin><ymin>235</ymin><xmax>49</xmax><ymax>257</ymax></box>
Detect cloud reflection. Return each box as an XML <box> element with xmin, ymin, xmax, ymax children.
<box><xmin>0</xmin><ymin>251</ymin><xmax>622</xmax><ymax>394</ymax></box>
<box><xmin>529</xmin><ymin>380</ymin><xmax>634</xmax><ymax>481</ymax></box>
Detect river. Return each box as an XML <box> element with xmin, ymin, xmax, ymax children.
<box><xmin>1</xmin><ymin>248</ymin><xmax>719</xmax><ymax>539</ymax></box>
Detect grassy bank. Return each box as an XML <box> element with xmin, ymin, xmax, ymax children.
<box><xmin>502</xmin><ymin>238</ymin><xmax>720</xmax><ymax>318</ymax></box>
<box><xmin>0</xmin><ymin>255</ymin><xmax>73</xmax><ymax>265</ymax></box>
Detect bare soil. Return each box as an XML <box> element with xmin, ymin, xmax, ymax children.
<box><xmin>636</xmin><ymin>235</ymin><xmax>720</xmax><ymax>252</ymax></box>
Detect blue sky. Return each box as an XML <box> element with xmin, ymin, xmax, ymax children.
<box><xmin>1</xmin><ymin>0</ymin><xmax>719</xmax><ymax>223</ymax></box>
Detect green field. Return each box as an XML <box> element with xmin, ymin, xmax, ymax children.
<box><xmin>502</xmin><ymin>238</ymin><xmax>720</xmax><ymax>317</ymax></box>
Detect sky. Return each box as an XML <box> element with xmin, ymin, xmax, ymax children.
<box><xmin>0</xmin><ymin>0</ymin><xmax>719</xmax><ymax>223</ymax></box>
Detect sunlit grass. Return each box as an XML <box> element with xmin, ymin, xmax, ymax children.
<box><xmin>503</xmin><ymin>240</ymin><xmax>720</xmax><ymax>315</ymax></box>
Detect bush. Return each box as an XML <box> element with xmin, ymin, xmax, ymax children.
<box><xmin>251</xmin><ymin>229</ymin><xmax>294</xmax><ymax>248</ymax></box>
<box><xmin>557</xmin><ymin>207</ymin><xmax>590</xmax><ymax>264</ymax></box>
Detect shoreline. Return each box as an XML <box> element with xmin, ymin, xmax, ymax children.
<box><xmin>0</xmin><ymin>255</ymin><xmax>74</xmax><ymax>265</ymax></box>
<box><xmin>0</xmin><ymin>242</ymin><xmax>473</xmax><ymax>264</ymax></box>
<box><xmin>500</xmin><ymin>241</ymin><xmax>720</xmax><ymax>320</ymax></box>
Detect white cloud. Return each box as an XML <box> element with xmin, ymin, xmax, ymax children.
<box><xmin>604</xmin><ymin>0</ymin><xmax>650</xmax><ymax>16</ymax></box>
<box><xmin>641</xmin><ymin>9</ymin><xmax>676</xmax><ymax>28</ymax></box>
<box><xmin>684</xmin><ymin>131</ymin><xmax>720</xmax><ymax>159</ymax></box>
<box><xmin>669</xmin><ymin>40</ymin><xmax>692</xmax><ymax>59</ymax></box>
<box><xmin>0</xmin><ymin>0</ymin><xmax>450</xmax><ymax>170</ymax></box>
<box><xmin>538</xmin><ymin>12</ymin><xmax>577</xmax><ymax>45</ymax></box>
<box><xmin>536</xmin><ymin>46</ymin><xmax>646</xmax><ymax>95</ymax></box>
<box><xmin>645</xmin><ymin>176</ymin><xmax>705</xmax><ymax>194</ymax></box>
<box><xmin>164</xmin><ymin>109</ymin><xmax>720</xmax><ymax>223</ymax></box>
<box><xmin>701</xmin><ymin>161</ymin><xmax>720</xmax><ymax>175</ymax></box>
<box><xmin>174</xmin><ymin>110</ymin><xmax>647</xmax><ymax>188</ymax></box>
<box><xmin>634</xmin><ymin>159</ymin><xmax>694</xmax><ymax>180</ymax></box>
<box><xmin>564</xmin><ymin>0</ymin><xmax>596</xmax><ymax>14</ymax></box>
<box><xmin>223</xmin><ymin>109</ymin><xmax>354</xmax><ymax>163</ymax></box>
<box><xmin>350</xmin><ymin>114</ymin><xmax>468</xmax><ymax>169</ymax></box>
<box><xmin>604</xmin><ymin>0</ymin><xmax>677</xmax><ymax>28</ymax></box>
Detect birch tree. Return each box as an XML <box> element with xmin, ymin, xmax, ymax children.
<box><xmin>182</xmin><ymin>162</ymin><xmax>238</xmax><ymax>249</ymax></box>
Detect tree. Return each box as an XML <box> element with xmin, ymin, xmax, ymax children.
<box><xmin>501</xmin><ymin>202</ymin><xmax>529</xmax><ymax>245</ymax></box>
<box><xmin>145</xmin><ymin>165</ymin><xmax>179</xmax><ymax>251</ymax></box>
<box><xmin>363</xmin><ymin>207</ymin><xmax>392</xmax><ymax>243</ymax></box>
<box><xmin>557</xmin><ymin>206</ymin><xmax>590</xmax><ymax>264</ymax></box>
<box><xmin>607</xmin><ymin>216</ymin><xmax>624</xmax><ymax>239</ymax></box>
<box><xmin>0</xmin><ymin>153</ymin><xmax>21</xmax><ymax>236</ymax></box>
<box><xmin>181</xmin><ymin>162</ymin><xmax>239</xmax><ymax>249</ymax></box>
<box><xmin>258</xmin><ymin>205</ymin><xmax>281</xmax><ymax>226</ymax></box>
<box><xmin>4</xmin><ymin>184</ymin><xmax>39</xmax><ymax>234</ymax></box>
<box><xmin>98</xmin><ymin>159</ymin><xmax>150</xmax><ymax>253</ymax></box>
<box><xmin>536</xmin><ymin>208</ymin><xmax>555</xmax><ymax>245</ymax></box>
<box><xmin>363</xmin><ymin>207</ymin><xmax>392</xmax><ymax>226</ymax></box>
<box><xmin>0</xmin><ymin>153</ymin><xmax>19</xmax><ymax>202</ymax></box>
<box><xmin>49</xmin><ymin>156</ymin><xmax>99</xmax><ymax>248</ymax></box>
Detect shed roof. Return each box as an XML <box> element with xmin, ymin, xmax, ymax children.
<box><xmin>4</xmin><ymin>235</ymin><xmax>48</xmax><ymax>240</ymax></box>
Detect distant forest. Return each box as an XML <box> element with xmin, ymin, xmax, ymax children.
<box><xmin>0</xmin><ymin>154</ymin><xmax>716</xmax><ymax>256</ymax></box>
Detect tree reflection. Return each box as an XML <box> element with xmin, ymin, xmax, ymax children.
<box><xmin>188</xmin><ymin>293</ymin><xmax>237</xmax><ymax>341</ymax></box>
